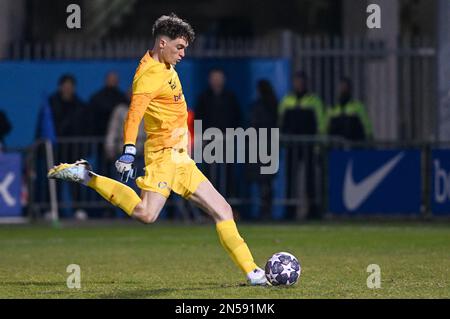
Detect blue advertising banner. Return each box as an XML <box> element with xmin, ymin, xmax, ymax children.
<box><xmin>0</xmin><ymin>153</ymin><xmax>22</xmax><ymax>217</ymax></box>
<box><xmin>328</xmin><ymin>150</ymin><xmax>421</xmax><ymax>214</ymax></box>
<box><xmin>431</xmin><ymin>149</ymin><xmax>450</xmax><ymax>215</ymax></box>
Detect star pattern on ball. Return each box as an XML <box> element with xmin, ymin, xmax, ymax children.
<box><xmin>265</xmin><ymin>252</ymin><xmax>301</xmax><ymax>286</ymax></box>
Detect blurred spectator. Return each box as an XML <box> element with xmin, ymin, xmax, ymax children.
<box><xmin>88</xmin><ymin>71</ymin><xmax>129</xmax><ymax>137</ymax></box>
<box><xmin>40</xmin><ymin>74</ymin><xmax>86</xmax><ymax>219</ymax></box>
<box><xmin>195</xmin><ymin>68</ymin><xmax>241</xmax><ymax>131</ymax></box>
<box><xmin>195</xmin><ymin>68</ymin><xmax>242</xmax><ymax>198</ymax></box>
<box><xmin>279</xmin><ymin>71</ymin><xmax>325</xmax><ymax>134</ymax></box>
<box><xmin>246</xmin><ymin>80</ymin><xmax>278</xmax><ymax>221</ymax></box>
<box><xmin>105</xmin><ymin>103</ymin><xmax>146</xmax><ymax>161</ymax></box>
<box><xmin>86</xmin><ymin>72</ymin><xmax>129</xmax><ymax>179</ymax></box>
<box><xmin>0</xmin><ymin>109</ymin><xmax>12</xmax><ymax>152</ymax></box>
<box><xmin>278</xmin><ymin>71</ymin><xmax>325</xmax><ymax>220</ymax></box>
<box><xmin>326</xmin><ymin>77</ymin><xmax>373</xmax><ymax>142</ymax></box>
<box><xmin>48</xmin><ymin>74</ymin><xmax>86</xmax><ymax>137</ymax></box>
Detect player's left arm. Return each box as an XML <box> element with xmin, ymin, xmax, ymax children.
<box><xmin>115</xmin><ymin>94</ymin><xmax>151</xmax><ymax>180</ymax></box>
<box><xmin>123</xmin><ymin>93</ymin><xmax>151</xmax><ymax>146</ymax></box>
<box><xmin>116</xmin><ymin>71</ymin><xmax>163</xmax><ymax>178</ymax></box>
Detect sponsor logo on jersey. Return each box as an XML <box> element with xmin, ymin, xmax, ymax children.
<box><xmin>174</xmin><ymin>92</ymin><xmax>183</xmax><ymax>102</ymax></box>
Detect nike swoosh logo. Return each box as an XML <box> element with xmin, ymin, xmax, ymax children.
<box><xmin>343</xmin><ymin>153</ymin><xmax>404</xmax><ymax>211</ymax></box>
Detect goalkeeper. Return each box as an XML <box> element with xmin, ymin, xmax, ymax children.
<box><xmin>48</xmin><ymin>13</ymin><xmax>268</xmax><ymax>286</ymax></box>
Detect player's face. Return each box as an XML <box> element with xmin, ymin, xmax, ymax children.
<box><xmin>162</xmin><ymin>37</ymin><xmax>188</xmax><ymax>66</ymax></box>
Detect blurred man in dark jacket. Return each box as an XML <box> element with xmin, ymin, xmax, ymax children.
<box><xmin>47</xmin><ymin>74</ymin><xmax>87</xmax><ymax>219</ymax></box>
<box><xmin>49</xmin><ymin>74</ymin><xmax>86</xmax><ymax>137</ymax></box>
<box><xmin>89</xmin><ymin>71</ymin><xmax>129</xmax><ymax>137</ymax></box>
<box><xmin>278</xmin><ymin>71</ymin><xmax>325</xmax><ymax>220</ymax></box>
<box><xmin>195</xmin><ymin>68</ymin><xmax>242</xmax><ymax>199</ymax></box>
<box><xmin>195</xmin><ymin>68</ymin><xmax>241</xmax><ymax>132</ymax></box>
<box><xmin>246</xmin><ymin>80</ymin><xmax>278</xmax><ymax>221</ymax></box>
<box><xmin>326</xmin><ymin>77</ymin><xmax>373</xmax><ymax>142</ymax></box>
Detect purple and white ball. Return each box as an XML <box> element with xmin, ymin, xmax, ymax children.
<box><xmin>265</xmin><ymin>252</ymin><xmax>301</xmax><ymax>286</ymax></box>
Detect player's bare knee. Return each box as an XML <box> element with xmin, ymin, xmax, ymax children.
<box><xmin>134</xmin><ymin>208</ymin><xmax>158</xmax><ymax>224</ymax></box>
<box><xmin>132</xmin><ymin>202</ymin><xmax>157</xmax><ymax>224</ymax></box>
<box><xmin>141</xmin><ymin>213</ymin><xmax>158</xmax><ymax>224</ymax></box>
<box><xmin>132</xmin><ymin>202</ymin><xmax>145</xmax><ymax>217</ymax></box>
<box><xmin>216</xmin><ymin>202</ymin><xmax>233</xmax><ymax>221</ymax></box>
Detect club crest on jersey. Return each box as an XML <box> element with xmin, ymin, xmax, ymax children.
<box><xmin>168</xmin><ymin>79</ymin><xmax>177</xmax><ymax>90</ymax></box>
<box><xmin>158</xmin><ymin>181</ymin><xmax>168</xmax><ymax>189</ymax></box>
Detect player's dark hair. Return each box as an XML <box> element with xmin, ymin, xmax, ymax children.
<box><xmin>152</xmin><ymin>13</ymin><xmax>195</xmax><ymax>44</ymax></box>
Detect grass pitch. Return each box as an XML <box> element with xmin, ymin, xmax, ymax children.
<box><xmin>0</xmin><ymin>221</ymin><xmax>449</xmax><ymax>299</ymax></box>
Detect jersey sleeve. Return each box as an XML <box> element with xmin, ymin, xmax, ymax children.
<box><xmin>123</xmin><ymin>94</ymin><xmax>151</xmax><ymax>146</ymax></box>
<box><xmin>123</xmin><ymin>71</ymin><xmax>164</xmax><ymax>146</ymax></box>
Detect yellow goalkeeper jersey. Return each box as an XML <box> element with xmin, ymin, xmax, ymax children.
<box><xmin>123</xmin><ymin>51</ymin><xmax>188</xmax><ymax>152</ymax></box>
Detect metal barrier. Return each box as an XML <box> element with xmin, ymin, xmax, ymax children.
<box><xmin>26</xmin><ymin>138</ymin><xmax>206</xmax><ymax>223</ymax></box>
<box><xmin>20</xmin><ymin>136</ymin><xmax>450</xmax><ymax>222</ymax></box>
<box><xmin>291</xmin><ymin>35</ymin><xmax>436</xmax><ymax>142</ymax></box>
<box><xmin>7</xmin><ymin>35</ymin><xmax>436</xmax><ymax>143</ymax></box>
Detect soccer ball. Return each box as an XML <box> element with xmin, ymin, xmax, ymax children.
<box><xmin>265</xmin><ymin>252</ymin><xmax>301</xmax><ymax>286</ymax></box>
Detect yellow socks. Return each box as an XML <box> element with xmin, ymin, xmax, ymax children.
<box><xmin>87</xmin><ymin>175</ymin><xmax>141</xmax><ymax>216</ymax></box>
<box><xmin>216</xmin><ymin>219</ymin><xmax>258</xmax><ymax>274</ymax></box>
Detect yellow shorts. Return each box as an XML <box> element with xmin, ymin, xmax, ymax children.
<box><xmin>136</xmin><ymin>148</ymin><xmax>207</xmax><ymax>199</ymax></box>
